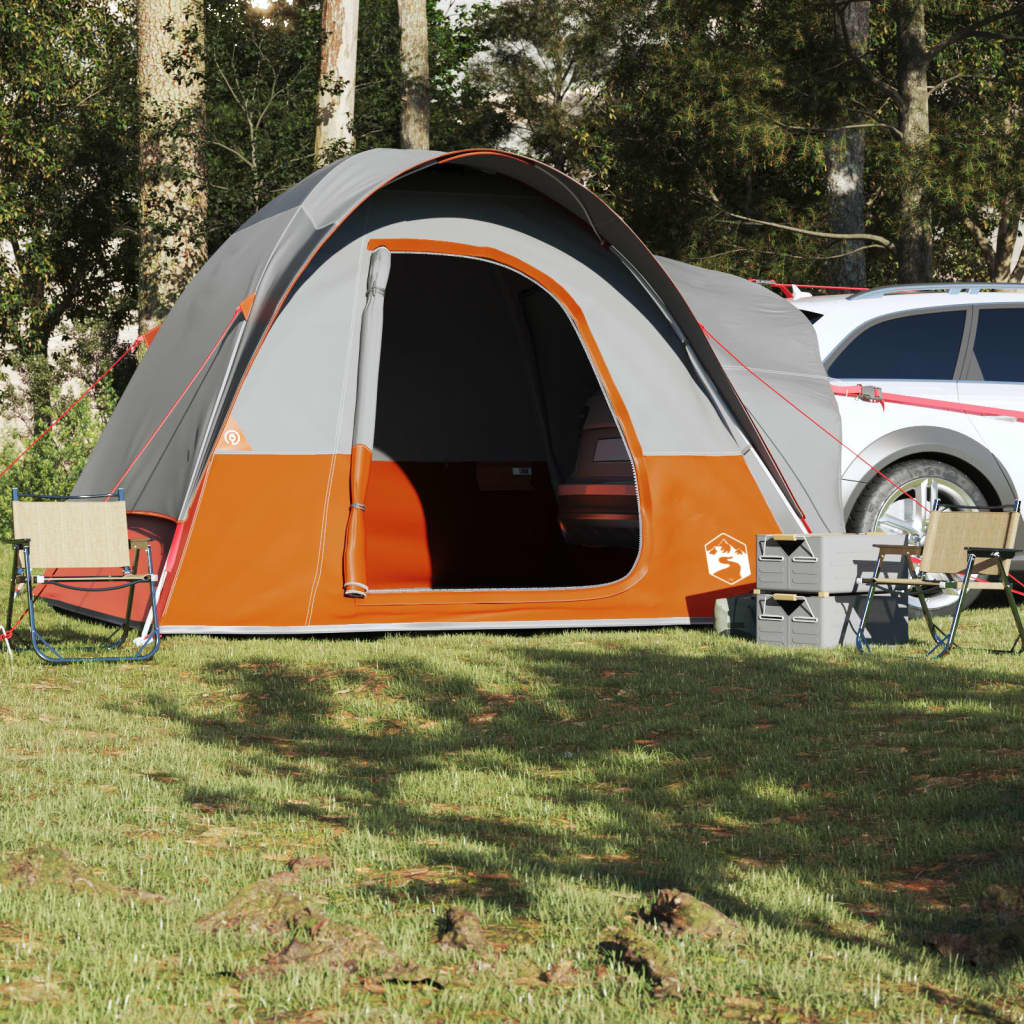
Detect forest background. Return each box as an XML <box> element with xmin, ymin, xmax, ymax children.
<box><xmin>1</xmin><ymin>0</ymin><xmax>1023</xmax><ymax>494</ymax></box>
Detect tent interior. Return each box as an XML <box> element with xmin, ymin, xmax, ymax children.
<box><xmin>366</xmin><ymin>253</ymin><xmax>640</xmax><ymax>591</ymax></box>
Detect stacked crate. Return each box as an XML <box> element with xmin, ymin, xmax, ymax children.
<box><xmin>754</xmin><ymin>534</ymin><xmax>908</xmax><ymax>648</ymax></box>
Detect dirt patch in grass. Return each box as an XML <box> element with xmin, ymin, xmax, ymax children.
<box><xmin>720</xmin><ymin>994</ymin><xmax>810</xmax><ymax>1023</ymax></box>
<box><xmin>901</xmin><ymin>981</ymin><xmax>1024</xmax><ymax>1022</ymax></box>
<box><xmin>877</xmin><ymin>876</ymin><xmax>953</xmax><ymax>910</ymax></box>
<box><xmin>870</xmin><ymin>854</ymin><xmax>1001</xmax><ymax>911</ymax></box>
<box><xmin>0</xmin><ymin>846</ymin><xmax>163</xmax><ymax>903</ymax></box>
<box><xmin>238</xmin><ymin>915</ymin><xmax>445</xmax><ymax>990</ymax></box>
<box><xmin>197</xmin><ymin>882</ymin><xmax>320</xmax><ymax>937</ymax></box>
<box><xmin>479</xmin><ymin>918</ymin><xmax>543</xmax><ymax>952</ymax></box>
<box><xmin>198</xmin><ymin>881</ymin><xmax>320</xmax><ymax>938</ymax></box>
<box><xmin>437</xmin><ymin>907</ymin><xmax>488</xmax><ymax>951</ymax></box>
<box><xmin>638</xmin><ymin>888</ymin><xmax>744</xmax><ymax>941</ymax></box>
<box><xmin>260</xmin><ymin>1010</ymin><xmax>337</xmax><ymax>1024</ymax></box>
<box><xmin>911</xmin><ymin>768</ymin><xmax>1022</xmax><ymax>792</ymax></box>
<box><xmin>239</xmin><ymin>920</ymin><xmax>392</xmax><ymax>979</ymax></box>
<box><xmin>196</xmin><ymin>856</ymin><xmax>334</xmax><ymax>937</ymax></box>
<box><xmin>0</xmin><ymin>977</ymin><xmax>64</xmax><ymax>1004</ymax></box>
<box><xmin>188</xmin><ymin>824</ymin><xmax>258</xmax><ymax>849</ymax></box>
<box><xmin>358</xmin><ymin>864</ymin><xmax>525</xmax><ymax>907</ymax></box>
<box><xmin>597</xmin><ymin>926</ymin><xmax>682</xmax><ymax>999</ymax></box>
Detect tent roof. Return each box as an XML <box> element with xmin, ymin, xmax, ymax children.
<box><xmin>76</xmin><ymin>149</ymin><xmax>811</xmax><ymax>523</ymax></box>
<box><xmin>657</xmin><ymin>259</ymin><xmax>844</xmax><ymax>532</ymax></box>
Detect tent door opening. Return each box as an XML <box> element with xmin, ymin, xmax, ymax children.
<box><xmin>348</xmin><ymin>248</ymin><xmax>641</xmax><ymax>593</ymax></box>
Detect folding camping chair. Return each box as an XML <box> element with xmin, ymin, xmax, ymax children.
<box><xmin>5</xmin><ymin>489</ymin><xmax>160</xmax><ymax>664</ymax></box>
<box><xmin>856</xmin><ymin>501</ymin><xmax>1024</xmax><ymax>657</ymax></box>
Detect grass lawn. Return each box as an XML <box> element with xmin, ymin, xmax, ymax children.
<box><xmin>2</xmin><ymin>599</ymin><xmax>1024</xmax><ymax>1022</ymax></box>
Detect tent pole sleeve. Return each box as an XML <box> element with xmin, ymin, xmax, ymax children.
<box><xmin>343</xmin><ymin>246</ymin><xmax>391</xmax><ymax>598</ymax></box>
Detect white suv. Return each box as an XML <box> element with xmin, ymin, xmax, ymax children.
<box><xmin>794</xmin><ymin>284</ymin><xmax>1024</xmax><ymax>609</ymax></box>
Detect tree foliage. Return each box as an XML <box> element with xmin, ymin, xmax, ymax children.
<box><xmin>2</xmin><ymin>0</ymin><xmax>1024</xmax><ymax>454</ymax></box>
<box><xmin>467</xmin><ymin>0</ymin><xmax>1024</xmax><ymax>284</ymax></box>
<box><xmin>202</xmin><ymin>0</ymin><xmax>507</xmax><ymax>253</ymax></box>
<box><xmin>0</xmin><ymin>0</ymin><xmax>137</xmax><ymax>430</ymax></box>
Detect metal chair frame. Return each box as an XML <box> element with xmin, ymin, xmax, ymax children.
<box><xmin>5</xmin><ymin>489</ymin><xmax>160</xmax><ymax>664</ymax></box>
<box><xmin>856</xmin><ymin>500</ymin><xmax>1024</xmax><ymax>657</ymax></box>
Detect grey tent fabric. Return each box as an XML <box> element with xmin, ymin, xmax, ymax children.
<box><xmin>656</xmin><ymin>259</ymin><xmax>844</xmax><ymax>533</ymax></box>
<box><xmin>76</xmin><ymin>148</ymin><xmax>821</xmax><ymax>526</ymax></box>
<box><xmin>75</xmin><ymin>150</ymin><xmax>441</xmax><ymax>518</ymax></box>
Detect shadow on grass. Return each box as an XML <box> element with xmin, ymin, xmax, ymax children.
<box><xmin>129</xmin><ymin>632</ymin><xmax>1024</xmax><ymax>969</ymax></box>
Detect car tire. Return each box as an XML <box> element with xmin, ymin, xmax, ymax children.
<box><xmin>848</xmin><ymin>458</ymin><xmax>987</xmax><ymax>618</ymax></box>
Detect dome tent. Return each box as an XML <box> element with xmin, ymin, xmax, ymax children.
<box><xmin>67</xmin><ymin>148</ymin><xmax>842</xmax><ymax>634</ymax></box>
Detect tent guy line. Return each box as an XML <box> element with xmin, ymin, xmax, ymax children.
<box><xmin>0</xmin><ymin>333</ymin><xmax>147</xmax><ymax>485</ymax></box>
<box><xmin>698</xmin><ymin>322</ymin><xmax>928</xmax><ymax>515</ymax></box>
<box><xmin>105</xmin><ymin>298</ymin><xmax>255</xmax><ymax>500</ymax></box>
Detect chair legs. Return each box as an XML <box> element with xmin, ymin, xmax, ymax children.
<box><xmin>5</xmin><ymin>548</ymin><xmax>17</xmax><ymax>636</ymax></box>
<box><xmin>855</xmin><ymin>550</ymin><xmax>884</xmax><ymax>653</ymax></box>
<box><xmin>996</xmin><ymin>561</ymin><xmax>1024</xmax><ymax>654</ymax></box>
<box><xmin>14</xmin><ymin>546</ymin><xmax>160</xmax><ymax>665</ymax></box>
<box><xmin>857</xmin><ymin>550</ymin><xmax>957</xmax><ymax>657</ymax></box>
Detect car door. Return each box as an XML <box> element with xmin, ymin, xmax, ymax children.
<box><xmin>826</xmin><ymin>307</ymin><xmax>971</xmax><ymax>483</ymax></box>
<box><xmin>956</xmin><ymin>305</ymin><xmax>1024</xmax><ymax>497</ymax></box>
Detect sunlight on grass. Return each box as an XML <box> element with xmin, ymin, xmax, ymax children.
<box><xmin>0</xmin><ymin>594</ymin><xmax>1023</xmax><ymax>1020</ymax></box>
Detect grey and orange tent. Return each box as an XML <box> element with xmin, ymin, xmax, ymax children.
<box><xmin>65</xmin><ymin>148</ymin><xmax>843</xmax><ymax>635</ymax></box>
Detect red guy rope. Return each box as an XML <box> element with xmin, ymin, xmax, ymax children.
<box><xmin>699</xmin><ymin>322</ymin><xmax>1024</xmax><ymax>597</ymax></box>
<box><xmin>105</xmin><ymin>303</ymin><xmax>246</xmax><ymax>498</ymax></box>
<box><xmin>0</xmin><ymin>335</ymin><xmax>146</xmax><ymax>483</ymax></box>
<box><xmin>0</xmin><ymin>332</ymin><xmax>150</xmax><ymax>640</ymax></box>
<box><xmin>697</xmin><ymin>321</ymin><xmax>928</xmax><ymax>514</ymax></box>
<box><xmin>0</xmin><ymin>307</ymin><xmax>241</xmax><ymax>643</ymax></box>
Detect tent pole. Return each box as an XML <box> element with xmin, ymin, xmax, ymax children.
<box><xmin>343</xmin><ymin>246</ymin><xmax>392</xmax><ymax>597</ymax></box>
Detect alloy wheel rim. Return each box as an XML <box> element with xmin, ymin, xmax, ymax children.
<box><xmin>872</xmin><ymin>475</ymin><xmax>975</xmax><ymax>596</ymax></box>
<box><xmin>872</xmin><ymin>475</ymin><xmax>974</xmax><ymax>544</ymax></box>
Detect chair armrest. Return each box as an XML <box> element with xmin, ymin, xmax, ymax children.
<box><xmin>964</xmin><ymin>546</ymin><xmax>1020</xmax><ymax>558</ymax></box>
<box><xmin>11</xmin><ymin>538</ymin><xmax>29</xmax><ymax>548</ymax></box>
<box><xmin>873</xmin><ymin>544</ymin><xmax>923</xmax><ymax>555</ymax></box>
<box><xmin>128</xmin><ymin>538</ymin><xmax>151</xmax><ymax>551</ymax></box>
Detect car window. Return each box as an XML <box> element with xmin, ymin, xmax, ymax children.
<box><xmin>971</xmin><ymin>308</ymin><xmax>1024</xmax><ymax>381</ymax></box>
<box><xmin>828</xmin><ymin>310</ymin><xmax>966</xmax><ymax>380</ymax></box>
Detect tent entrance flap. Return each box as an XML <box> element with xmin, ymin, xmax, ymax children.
<box><xmin>362</xmin><ymin>249</ymin><xmax>640</xmax><ymax>592</ymax></box>
<box><xmin>342</xmin><ymin>246</ymin><xmax>391</xmax><ymax>597</ymax></box>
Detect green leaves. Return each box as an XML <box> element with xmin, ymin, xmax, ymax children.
<box><xmin>0</xmin><ymin>0</ymin><xmax>137</xmax><ymax>428</ymax></box>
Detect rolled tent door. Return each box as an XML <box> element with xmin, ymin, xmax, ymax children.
<box><xmin>343</xmin><ymin>246</ymin><xmax>392</xmax><ymax>597</ymax></box>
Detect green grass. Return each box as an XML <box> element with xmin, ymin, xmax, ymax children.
<box><xmin>2</xmin><ymin>599</ymin><xmax>1024</xmax><ymax>1022</ymax></box>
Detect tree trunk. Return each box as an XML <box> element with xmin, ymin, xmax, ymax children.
<box><xmin>989</xmin><ymin>210</ymin><xmax>1024</xmax><ymax>281</ymax></box>
<box><xmin>827</xmin><ymin>1</ymin><xmax>870</xmax><ymax>288</ymax></box>
<box><xmin>315</xmin><ymin>0</ymin><xmax>360</xmax><ymax>159</ymax></box>
<box><xmin>1010</xmin><ymin>218</ymin><xmax>1024</xmax><ymax>282</ymax></box>
<box><xmin>138</xmin><ymin>0</ymin><xmax>207</xmax><ymax>333</ymax></box>
<box><xmin>25</xmin><ymin>347</ymin><xmax>53</xmax><ymax>437</ymax></box>
<box><xmin>397</xmin><ymin>0</ymin><xmax>429</xmax><ymax>149</ymax></box>
<box><xmin>895</xmin><ymin>0</ymin><xmax>932</xmax><ymax>282</ymax></box>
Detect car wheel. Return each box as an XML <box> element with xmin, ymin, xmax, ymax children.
<box><xmin>848</xmin><ymin>458</ymin><xmax>987</xmax><ymax>618</ymax></box>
